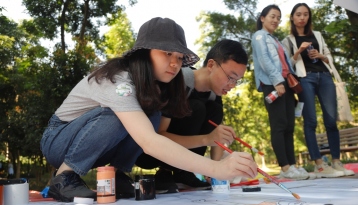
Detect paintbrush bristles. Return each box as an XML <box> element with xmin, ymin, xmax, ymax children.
<box><xmin>292</xmin><ymin>193</ymin><xmax>301</xmax><ymax>200</ymax></box>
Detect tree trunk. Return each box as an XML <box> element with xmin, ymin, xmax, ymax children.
<box><xmin>346</xmin><ymin>10</ymin><xmax>358</xmax><ymax>58</ymax></box>
<box><xmin>79</xmin><ymin>0</ymin><xmax>90</xmax><ymax>42</ymax></box>
<box><xmin>15</xmin><ymin>150</ymin><xmax>21</xmax><ymax>178</ymax></box>
<box><xmin>60</xmin><ymin>0</ymin><xmax>72</xmax><ymax>52</ymax></box>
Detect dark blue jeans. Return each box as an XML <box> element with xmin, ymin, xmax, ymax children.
<box><xmin>41</xmin><ymin>107</ymin><xmax>161</xmax><ymax>175</ymax></box>
<box><xmin>298</xmin><ymin>72</ymin><xmax>340</xmax><ymax>160</ymax></box>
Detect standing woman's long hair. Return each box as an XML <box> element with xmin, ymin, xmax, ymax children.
<box><xmin>256</xmin><ymin>4</ymin><xmax>281</xmax><ymax>31</ymax></box>
<box><xmin>289</xmin><ymin>3</ymin><xmax>313</xmax><ymax>36</ymax></box>
<box><xmin>88</xmin><ymin>49</ymin><xmax>191</xmax><ymax>118</ymax></box>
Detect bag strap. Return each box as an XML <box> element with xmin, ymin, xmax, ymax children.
<box><xmin>285</xmin><ymin>36</ymin><xmax>297</xmax><ymax>72</ymax></box>
<box><xmin>286</xmin><ymin>37</ymin><xmax>294</xmax><ymax>55</ymax></box>
<box><xmin>331</xmin><ymin>65</ymin><xmax>342</xmax><ymax>83</ymax></box>
<box><xmin>319</xmin><ymin>34</ymin><xmax>342</xmax><ymax>83</ymax></box>
<box><xmin>183</xmin><ymin>66</ymin><xmax>217</xmax><ymax>101</ymax></box>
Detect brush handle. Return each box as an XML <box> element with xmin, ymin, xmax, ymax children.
<box><xmin>214</xmin><ymin>141</ymin><xmax>298</xmax><ymax>199</ymax></box>
<box><xmin>234</xmin><ymin>137</ymin><xmax>264</xmax><ymax>156</ymax></box>
<box><xmin>257</xmin><ymin>168</ymin><xmax>292</xmax><ymax>194</ymax></box>
<box><xmin>209</xmin><ymin>120</ymin><xmax>264</xmax><ymax>156</ymax></box>
<box><xmin>214</xmin><ymin>141</ymin><xmax>233</xmax><ymax>153</ymax></box>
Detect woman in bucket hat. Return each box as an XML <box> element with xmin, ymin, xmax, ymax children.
<box><xmin>40</xmin><ymin>17</ymin><xmax>258</xmax><ymax>202</ymax></box>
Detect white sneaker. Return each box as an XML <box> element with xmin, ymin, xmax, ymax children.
<box><xmin>314</xmin><ymin>162</ymin><xmax>345</xmax><ymax>178</ymax></box>
<box><xmin>280</xmin><ymin>165</ymin><xmax>309</xmax><ymax>180</ymax></box>
<box><xmin>332</xmin><ymin>161</ymin><xmax>355</xmax><ymax>176</ymax></box>
<box><xmin>297</xmin><ymin>166</ymin><xmax>316</xmax><ymax>180</ymax></box>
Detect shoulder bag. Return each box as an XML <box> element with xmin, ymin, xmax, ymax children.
<box><xmin>331</xmin><ymin>65</ymin><xmax>354</xmax><ymax>122</ymax></box>
<box><xmin>287</xmin><ymin>73</ymin><xmax>302</xmax><ymax>94</ymax></box>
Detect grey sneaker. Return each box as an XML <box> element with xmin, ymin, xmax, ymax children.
<box><xmin>332</xmin><ymin>161</ymin><xmax>355</xmax><ymax>176</ymax></box>
<box><xmin>297</xmin><ymin>167</ymin><xmax>316</xmax><ymax>180</ymax></box>
<box><xmin>279</xmin><ymin>165</ymin><xmax>309</xmax><ymax>180</ymax></box>
<box><xmin>48</xmin><ymin>170</ymin><xmax>96</xmax><ymax>202</ymax></box>
<box><xmin>314</xmin><ymin>162</ymin><xmax>345</xmax><ymax>178</ymax></box>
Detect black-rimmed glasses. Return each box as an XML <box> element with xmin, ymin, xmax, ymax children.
<box><xmin>215</xmin><ymin>60</ymin><xmax>243</xmax><ymax>86</ymax></box>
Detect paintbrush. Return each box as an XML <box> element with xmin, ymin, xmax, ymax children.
<box><xmin>208</xmin><ymin>120</ymin><xmax>264</xmax><ymax>156</ymax></box>
<box><xmin>230</xmin><ymin>179</ymin><xmax>259</xmax><ymax>187</ymax></box>
<box><xmin>213</xmin><ymin>141</ymin><xmax>300</xmax><ymax>200</ymax></box>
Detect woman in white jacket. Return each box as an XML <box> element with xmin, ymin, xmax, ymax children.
<box><xmin>282</xmin><ymin>3</ymin><xmax>354</xmax><ymax>178</ymax></box>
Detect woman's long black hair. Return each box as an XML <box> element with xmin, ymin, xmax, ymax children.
<box><xmin>289</xmin><ymin>3</ymin><xmax>313</xmax><ymax>36</ymax></box>
<box><xmin>88</xmin><ymin>49</ymin><xmax>191</xmax><ymax>118</ymax></box>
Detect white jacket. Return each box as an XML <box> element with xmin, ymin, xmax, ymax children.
<box><xmin>282</xmin><ymin>31</ymin><xmax>337</xmax><ymax>78</ymax></box>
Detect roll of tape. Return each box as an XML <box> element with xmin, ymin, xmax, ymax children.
<box><xmin>73</xmin><ymin>197</ymin><xmax>94</xmax><ymax>204</ymax></box>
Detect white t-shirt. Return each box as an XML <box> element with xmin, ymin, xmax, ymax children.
<box><xmin>55</xmin><ymin>71</ymin><xmax>142</xmax><ymax>122</ymax></box>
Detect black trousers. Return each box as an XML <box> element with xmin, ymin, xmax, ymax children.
<box><xmin>262</xmin><ymin>80</ymin><xmax>296</xmax><ymax>167</ymax></box>
<box><xmin>135</xmin><ymin>99</ymin><xmax>223</xmax><ymax>171</ymax></box>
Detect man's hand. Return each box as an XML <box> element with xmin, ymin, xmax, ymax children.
<box><xmin>207</xmin><ymin>125</ymin><xmax>235</xmax><ymax>146</ymax></box>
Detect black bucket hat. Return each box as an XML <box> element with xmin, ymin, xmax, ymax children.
<box><xmin>123</xmin><ymin>17</ymin><xmax>200</xmax><ymax>67</ymax></box>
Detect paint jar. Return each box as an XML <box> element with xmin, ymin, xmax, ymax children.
<box><xmin>97</xmin><ymin>166</ymin><xmax>115</xmax><ymax>203</ymax></box>
<box><xmin>134</xmin><ymin>175</ymin><xmax>156</xmax><ymax>200</ymax></box>
<box><xmin>211</xmin><ymin>178</ymin><xmax>230</xmax><ymax>193</ymax></box>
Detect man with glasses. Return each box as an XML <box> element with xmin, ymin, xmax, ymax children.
<box><xmin>135</xmin><ymin>39</ymin><xmax>248</xmax><ymax>194</ymax></box>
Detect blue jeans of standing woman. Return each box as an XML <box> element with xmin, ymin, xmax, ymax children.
<box><xmin>41</xmin><ymin>107</ymin><xmax>161</xmax><ymax>176</ymax></box>
<box><xmin>298</xmin><ymin>72</ymin><xmax>340</xmax><ymax>161</ymax></box>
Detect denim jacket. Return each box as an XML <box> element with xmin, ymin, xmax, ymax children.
<box><xmin>251</xmin><ymin>29</ymin><xmax>295</xmax><ymax>92</ymax></box>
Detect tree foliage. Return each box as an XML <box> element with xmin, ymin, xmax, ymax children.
<box><xmin>196</xmin><ymin>0</ymin><xmax>358</xmax><ymax>164</ymax></box>
<box><xmin>103</xmin><ymin>11</ymin><xmax>135</xmax><ymax>59</ymax></box>
<box><xmin>0</xmin><ymin>12</ymin><xmax>52</xmax><ymax>177</ymax></box>
<box><xmin>0</xmin><ymin>1</ymin><xmax>136</xmax><ymax>178</ymax></box>
<box><xmin>313</xmin><ymin>0</ymin><xmax>358</xmax><ymax>111</ymax></box>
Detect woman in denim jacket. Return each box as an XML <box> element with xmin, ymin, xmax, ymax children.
<box><xmin>282</xmin><ymin>3</ymin><xmax>354</xmax><ymax>178</ymax></box>
<box><xmin>252</xmin><ymin>4</ymin><xmax>309</xmax><ymax>180</ymax></box>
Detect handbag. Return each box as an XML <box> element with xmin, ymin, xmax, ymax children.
<box><xmin>331</xmin><ymin>66</ymin><xmax>354</xmax><ymax>122</ymax></box>
<box><xmin>287</xmin><ymin>73</ymin><xmax>303</xmax><ymax>94</ymax></box>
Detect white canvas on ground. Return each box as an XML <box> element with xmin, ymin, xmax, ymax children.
<box><xmin>29</xmin><ymin>176</ymin><xmax>358</xmax><ymax>205</ymax></box>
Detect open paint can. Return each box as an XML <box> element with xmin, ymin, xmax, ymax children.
<box><xmin>0</xmin><ymin>178</ymin><xmax>29</xmax><ymax>205</ymax></box>
<box><xmin>134</xmin><ymin>175</ymin><xmax>155</xmax><ymax>200</ymax></box>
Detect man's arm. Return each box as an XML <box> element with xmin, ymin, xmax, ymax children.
<box><xmin>158</xmin><ymin>116</ymin><xmax>234</xmax><ymax>149</ymax></box>
<box><xmin>158</xmin><ymin>116</ymin><xmax>211</xmax><ymax>149</ymax></box>
<box><xmin>210</xmin><ymin>146</ymin><xmax>224</xmax><ymax>161</ymax></box>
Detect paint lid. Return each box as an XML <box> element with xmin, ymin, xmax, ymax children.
<box><xmin>97</xmin><ymin>166</ymin><xmax>115</xmax><ymax>172</ymax></box>
<box><xmin>135</xmin><ymin>175</ymin><xmax>154</xmax><ymax>181</ymax></box>
<box><xmin>0</xmin><ymin>178</ymin><xmax>27</xmax><ymax>185</ymax></box>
